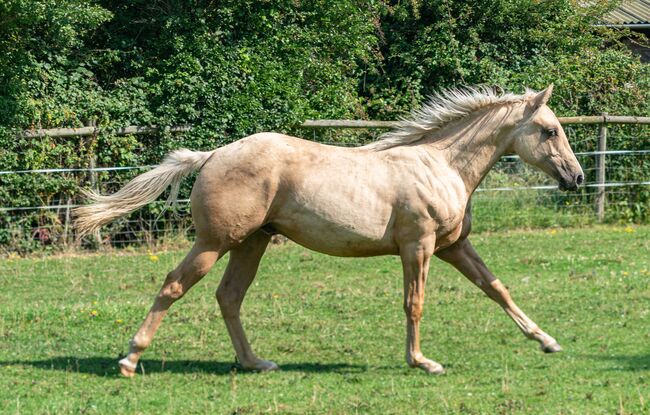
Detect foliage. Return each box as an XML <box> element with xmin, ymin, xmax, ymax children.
<box><xmin>0</xmin><ymin>0</ymin><xmax>378</xmax><ymax>249</ymax></box>
<box><xmin>364</xmin><ymin>0</ymin><xmax>649</xmax><ymax>118</ymax></box>
<box><xmin>0</xmin><ymin>0</ymin><xmax>648</xmax><ymax>251</ymax></box>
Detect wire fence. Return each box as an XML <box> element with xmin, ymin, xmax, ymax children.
<box><xmin>1</xmin><ymin>118</ymin><xmax>648</xmax><ymax>253</ymax></box>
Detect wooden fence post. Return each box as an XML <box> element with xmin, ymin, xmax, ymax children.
<box><xmin>87</xmin><ymin>119</ymin><xmax>103</xmax><ymax>247</ymax></box>
<box><xmin>595</xmin><ymin>113</ymin><xmax>608</xmax><ymax>222</ymax></box>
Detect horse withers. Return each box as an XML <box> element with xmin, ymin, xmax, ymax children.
<box><xmin>75</xmin><ymin>85</ymin><xmax>583</xmax><ymax>376</ymax></box>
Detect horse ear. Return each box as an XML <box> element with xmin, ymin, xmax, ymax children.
<box><xmin>529</xmin><ymin>84</ymin><xmax>553</xmax><ymax>112</ymax></box>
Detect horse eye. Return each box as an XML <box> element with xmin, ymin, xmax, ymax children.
<box><xmin>546</xmin><ymin>129</ymin><xmax>558</xmax><ymax>138</ymax></box>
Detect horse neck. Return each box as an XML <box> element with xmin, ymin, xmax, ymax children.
<box><xmin>421</xmin><ymin>105</ymin><xmax>518</xmax><ymax>194</ymax></box>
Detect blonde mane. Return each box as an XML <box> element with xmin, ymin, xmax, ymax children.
<box><xmin>363</xmin><ymin>86</ymin><xmax>536</xmax><ymax>151</ymax></box>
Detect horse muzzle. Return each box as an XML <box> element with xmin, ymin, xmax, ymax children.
<box><xmin>558</xmin><ymin>172</ymin><xmax>583</xmax><ymax>192</ymax></box>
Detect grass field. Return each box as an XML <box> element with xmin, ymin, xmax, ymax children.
<box><xmin>0</xmin><ymin>226</ymin><xmax>649</xmax><ymax>414</ymax></box>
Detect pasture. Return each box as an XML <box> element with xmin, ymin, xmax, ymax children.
<box><xmin>1</xmin><ymin>226</ymin><xmax>648</xmax><ymax>414</ymax></box>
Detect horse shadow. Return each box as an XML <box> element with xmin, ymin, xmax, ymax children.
<box><xmin>0</xmin><ymin>356</ymin><xmax>371</xmax><ymax>377</ymax></box>
<box><xmin>588</xmin><ymin>353</ymin><xmax>650</xmax><ymax>372</ymax></box>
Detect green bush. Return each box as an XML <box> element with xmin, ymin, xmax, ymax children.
<box><xmin>0</xmin><ymin>0</ymin><xmax>648</xmax><ymax>253</ymax></box>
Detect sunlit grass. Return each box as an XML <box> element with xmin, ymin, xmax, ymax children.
<box><xmin>0</xmin><ymin>226</ymin><xmax>648</xmax><ymax>414</ymax></box>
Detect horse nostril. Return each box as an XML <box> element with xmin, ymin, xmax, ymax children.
<box><xmin>576</xmin><ymin>174</ymin><xmax>584</xmax><ymax>185</ymax></box>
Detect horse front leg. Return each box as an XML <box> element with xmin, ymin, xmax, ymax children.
<box><xmin>400</xmin><ymin>238</ymin><xmax>444</xmax><ymax>374</ymax></box>
<box><xmin>435</xmin><ymin>238</ymin><xmax>561</xmax><ymax>353</ymax></box>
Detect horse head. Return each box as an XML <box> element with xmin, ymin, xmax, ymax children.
<box><xmin>508</xmin><ymin>85</ymin><xmax>584</xmax><ymax>191</ymax></box>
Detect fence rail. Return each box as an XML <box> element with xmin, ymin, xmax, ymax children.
<box><xmin>17</xmin><ymin>115</ymin><xmax>650</xmax><ymax>138</ymax></box>
<box><xmin>301</xmin><ymin>115</ymin><xmax>650</xmax><ymax>129</ymax></box>
<box><xmin>20</xmin><ymin>125</ymin><xmax>193</xmax><ymax>138</ymax></box>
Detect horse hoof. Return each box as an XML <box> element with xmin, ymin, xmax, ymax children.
<box><xmin>119</xmin><ymin>358</ymin><xmax>137</xmax><ymax>377</ymax></box>
<box><xmin>411</xmin><ymin>358</ymin><xmax>444</xmax><ymax>375</ymax></box>
<box><xmin>420</xmin><ymin>361</ymin><xmax>444</xmax><ymax>375</ymax></box>
<box><xmin>259</xmin><ymin>360</ymin><xmax>279</xmax><ymax>372</ymax></box>
<box><xmin>244</xmin><ymin>359</ymin><xmax>279</xmax><ymax>372</ymax></box>
<box><xmin>542</xmin><ymin>342</ymin><xmax>562</xmax><ymax>353</ymax></box>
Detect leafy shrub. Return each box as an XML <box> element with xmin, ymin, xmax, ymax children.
<box><xmin>0</xmin><ymin>0</ymin><xmax>647</xmax><ymax>252</ymax></box>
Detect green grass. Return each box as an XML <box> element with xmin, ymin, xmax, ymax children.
<box><xmin>1</xmin><ymin>226</ymin><xmax>649</xmax><ymax>414</ymax></box>
<box><xmin>471</xmin><ymin>190</ymin><xmax>596</xmax><ymax>232</ymax></box>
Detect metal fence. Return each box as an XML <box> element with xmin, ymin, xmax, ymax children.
<box><xmin>1</xmin><ymin>115</ymin><xmax>648</xmax><ymax>252</ymax></box>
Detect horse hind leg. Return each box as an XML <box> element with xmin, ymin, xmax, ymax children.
<box><xmin>216</xmin><ymin>230</ymin><xmax>277</xmax><ymax>371</ymax></box>
<box><xmin>118</xmin><ymin>239</ymin><xmax>221</xmax><ymax>377</ymax></box>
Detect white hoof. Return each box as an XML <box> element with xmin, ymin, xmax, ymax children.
<box><xmin>118</xmin><ymin>357</ymin><xmax>137</xmax><ymax>377</ymax></box>
<box><xmin>408</xmin><ymin>356</ymin><xmax>444</xmax><ymax>374</ymax></box>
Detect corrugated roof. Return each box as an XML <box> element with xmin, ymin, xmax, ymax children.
<box><xmin>604</xmin><ymin>0</ymin><xmax>650</xmax><ymax>25</ymax></box>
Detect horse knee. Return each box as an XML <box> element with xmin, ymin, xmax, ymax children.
<box><xmin>160</xmin><ymin>273</ymin><xmax>185</xmax><ymax>301</ymax></box>
<box><xmin>411</xmin><ymin>306</ymin><xmax>423</xmax><ymax>322</ymax></box>
<box><xmin>404</xmin><ymin>300</ymin><xmax>423</xmax><ymax>321</ymax></box>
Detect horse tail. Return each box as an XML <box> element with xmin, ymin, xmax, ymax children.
<box><xmin>74</xmin><ymin>148</ymin><xmax>215</xmax><ymax>237</ymax></box>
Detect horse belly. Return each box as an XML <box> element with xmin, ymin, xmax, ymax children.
<box><xmin>272</xmin><ymin>201</ymin><xmax>398</xmax><ymax>257</ymax></box>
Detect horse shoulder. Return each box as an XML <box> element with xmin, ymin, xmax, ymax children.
<box><xmin>384</xmin><ymin>151</ymin><xmax>467</xmax><ymax>246</ymax></box>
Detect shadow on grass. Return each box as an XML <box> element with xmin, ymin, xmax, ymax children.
<box><xmin>587</xmin><ymin>353</ymin><xmax>650</xmax><ymax>372</ymax></box>
<box><xmin>0</xmin><ymin>357</ymin><xmax>369</xmax><ymax>377</ymax></box>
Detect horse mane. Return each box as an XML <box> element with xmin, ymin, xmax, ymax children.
<box><xmin>363</xmin><ymin>86</ymin><xmax>536</xmax><ymax>151</ymax></box>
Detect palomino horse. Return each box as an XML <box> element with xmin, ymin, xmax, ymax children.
<box><xmin>75</xmin><ymin>85</ymin><xmax>584</xmax><ymax>377</ymax></box>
